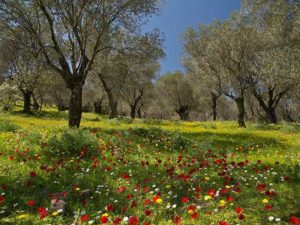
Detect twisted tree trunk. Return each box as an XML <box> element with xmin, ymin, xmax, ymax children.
<box><xmin>235</xmin><ymin>97</ymin><xmax>246</xmax><ymax>127</ymax></box>
<box><xmin>22</xmin><ymin>90</ymin><xmax>32</xmax><ymax>114</ymax></box>
<box><xmin>68</xmin><ymin>83</ymin><xmax>83</xmax><ymax>128</ymax></box>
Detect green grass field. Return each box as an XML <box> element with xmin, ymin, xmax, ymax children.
<box><xmin>0</xmin><ymin>107</ymin><xmax>299</xmax><ymax>225</ymax></box>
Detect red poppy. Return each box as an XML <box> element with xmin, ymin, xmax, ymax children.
<box><xmin>227</xmin><ymin>195</ymin><xmax>234</xmax><ymax>202</ymax></box>
<box><xmin>238</xmin><ymin>214</ymin><xmax>245</xmax><ymax>220</ymax></box>
<box><xmin>81</xmin><ymin>214</ymin><xmax>90</xmax><ymax>222</ymax></box>
<box><xmin>257</xmin><ymin>183</ymin><xmax>267</xmax><ymax>192</ymax></box>
<box><xmin>27</xmin><ymin>200</ymin><xmax>36</xmax><ymax>207</ymax></box>
<box><xmin>187</xmin><ymin>205</ymin><xmax>196</xmax><ymax>212</ymax></box>
<box><xmin>290</xmin><ymin>216</ymin><xmax>300</xmax><ymax>225</ymax></box>
<box><xmin>207</xmin><ymin>189</ymin><xmax>216</xmax><ymax>197</ymax></box>
<box><xmin>191</xmin><ymin>212</ymin><xmax>199</xmax><ymax>219</ymax></box>
<box><xmin>144</xmin><ymin>199</ymin><xmax>151</xmax><ymax>205</ymax></box>
<box><xmin>235</xmin><ymin>207</ymin><xmax>243</xmax><ymax>214</ymax></box>
<box><xmin>29</xmin><ymin>171</ymin><xmax>37</xmax><ymax>177</ymax></box>
<box><xmin>101</xmin><ymin>215</ymin><xmax>109</xmax><ymax>224</ymax></box>
<box><xmin>106</xmin><ymin>204</ymin><xmax>114</xmax><ymax>211</ymax></box>
<box><xmin>145</xmin><ymin>209</ymin><xmax>152</xmax><ymax>216</ymax></box>
<box><xmin>173</xmin><ymin>216</ymin><xmax>181</xmax><ymax>224</ymax></box>
<box><xmin>37</xmin><ymin>207</ymin><xmax>48</xmax><ymax>219</ymax></box>
<box><xmin>113</xmin><ymin>217</ymin><xmax>122</xmax><ymax>225</ymax></box>
<box><xmin>129</xmin><ymin>216</ymin><xmax>139</xmax><ymax>225</ymax></box>
<box><xmin>0</xmin><ymin>195</ymin><xmax>5</xmax><ymax>204</ymax></box>
<box><xmin>265</xmin><ymin>205</ymin><xmax>273</xmax><ymax>211</ymax></box>
<box><xmin>181</xmin><ymin>197</ymin><xmax>189</xmax><ymax>203</ymax></box>
<box><xmin>117</xmin><ymin>186</ymin><xmax>126</xmax><ymax>193</ymax></box>
<box><xmin>219</xmin><ymin>222</ymin><xmax>228</xmax><ymax>225</ymax></box>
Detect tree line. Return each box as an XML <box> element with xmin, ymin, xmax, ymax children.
<box><xmin>0</xmin><ymin>0</ymin><xmax>299</xmax><ymax>128</ymax></box>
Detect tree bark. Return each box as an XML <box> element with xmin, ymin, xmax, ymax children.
<box><xmin>266</xmin><ymin>108</ymin><xmax>277</xmax><ymax>124</ymax></box>
<box><xmin>252</xmin><ymin>88</ymin><xmax>284</xmax><ymax>124</ymax></box>
<box><xmin>22</xmin><ymin>91</ymin><xmax>32</xmax><ymax>114</ymax></box>
<box><xmin>211</xmin><ymin>92</ymin><xmax>219</xmax><ymax>121</ymax></box>
<box><xmin>176</xmin><ymin>105</ymin><xmax>190</xmax><ymax>121</ymax></box>
<box><xmin>235</xmin><ymin>97</ymin><xmax>246</xmax><ymax>127</ymax></box>
<box><xmin>109</xmin><ymin>101</ymin><xmax>118</xmax><ymax>119</ymax></box>
<box><xmin>130</xmin><ymin>104</ymin><xmax>137</xmax><ymax>119</ymax></box>
<box><xmin>94</xmin><ymin>99</ymin><xmax>103</xmax><ymax>114</ymax></box>
<box><xmin>137</xmin><ymin>105</ymin><xmax>142</xmax><ymax>119</ymax></box>
<box><xmin>31</xmin><ymin>93</ymin><xmax>40</xmax><ymax>110</ymax></box>
<box><xmin>68</xmin><ymin>84</ymin><xmax>83</xmax><ymax>128</ymax></box>
<box><xmin>98</xmin><ymin>74</ymin><xmax>118</xmax><ymax>119</ymax></box>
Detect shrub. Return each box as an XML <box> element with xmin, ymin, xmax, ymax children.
<box><xmin>172</xmin><ymin>133</ymin><xmax>191</xmax><ymax>150</ymax></box>
<box><xmin>0</xmin><ymin>120</ymin><xmax>20</xmax><ymax>132</ymax></box>
<box><xmin>21</xmin><ymin>130</ymin><xmax>43</xmax><ymax>145</ymax></box>
<box><xmin>46</xmin><ymin>128</ymin><xmax>99</xmax><ymax>158</ymax></box>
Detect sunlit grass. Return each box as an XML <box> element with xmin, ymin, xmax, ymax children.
<box><xmin>0</xmin><ymin>107</ymin><xmax>299</xmax><ymax>224</ymax></box>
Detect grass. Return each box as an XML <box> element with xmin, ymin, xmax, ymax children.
<box><xmin>0</xmin><ymin>107</ymin><xmax>299</xmax><ymax>225</ymax></box>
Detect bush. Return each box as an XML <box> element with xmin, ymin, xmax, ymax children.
<box><xmin>46</xmin><ymin>128</ymin><xmax>99</xmax><ymax>158</ymax></box>
<box><xmin>0</xmin><ymin>120</ymin><xmax>20</xmax><ymax>132</ymax></box>
<box><xmin>172</xmin><ymin>133</ymin><xmax>191</xmax><ymax>150</ymax></box>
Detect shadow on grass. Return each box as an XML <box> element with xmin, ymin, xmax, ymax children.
<box><xmin>13</xmin><ymin>110</ymin><xmax>69</xmax><ymax>120</ymax></box>
<box><xmin>182</xmin><ymin>131</ymin><xmax>285</xmax><ymax>150</ymax></box>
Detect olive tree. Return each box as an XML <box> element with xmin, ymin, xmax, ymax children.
<box><xmin>0</xmin><ymin>0</ymin><xmax>163</xmax><ymax>127</ymax></box>
<box><xmin>156</xmin><ymin>71</ymin><xmax>195</xmax><ymax>121</ymax></box>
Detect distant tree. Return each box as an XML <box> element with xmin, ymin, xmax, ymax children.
<box><xmin>121</xmin><ymin>64</ymin><xmax>159</xmax><ymax>119</ymax></box>
<box><xmin>184</xmin><ymin>16</ymin><xmax>262</xmax><ymax>127</ymax></box>
<box><xmin>2</xmin><ymin>41</ymin><xmax>44</xmax><ymax>114</ymax></box>
<box><xmin>156</xmin><ymin>71</ymin><xmax>195</xmax><ymax>121</ymax></box>
<box><xmin>94</xmin><ymin>30</ymin><xmax>164</xmax><ymax>119</ymax></box>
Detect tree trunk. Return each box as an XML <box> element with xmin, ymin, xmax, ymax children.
<box><xmin>130</xmin><ymin>104</ymin><xmax>137</xmax><ymax>119</ymax></box>
<box><xmin>68</xmin><ymin>84</ymin><xmax>83</xmax><ymax>128</ymax></box>
<box><xmin>137</xmin><ymin>106</ymin><xmax>142</xmax><ymax>119</ymax></box>
<box><xmin>57</xmin><ymin>101</ymin><xmax>66</xmax><ymax>111</ymax></box>
<box><xmin>266</xmin><ymin>108</ymin><xmax>277</xmax><ymax>124</ymax></box>
<box><xmin>109</xmin><ymin>101</ymin><xmax>118</xmax><ymax>119</ymax></box>
<box><xmin>94</xmin><ymin>99</ymin><xmax>103</xmax><ymax>114</ymax></box>
<box><xmin>252</xmin><ymin>89</ymin><xmax>281</xmax><ymax>124</ymax></box>
<box><xmin>22</xmin><ymin>91</ymin><xmax>32</xmax><ymax>114</ymax></box>
<box><xmin>211</xmin><ymin>92</ymin><xmax>218</xmax><ymax>121</ymax></box>
<box><xmin>31</xmin><ymin>93</ymin><xmax>40</xmax><ymax>110</ymax></box>
<box><xmin>98</xmin><ymin>74</ymin><xmax>118</xmax><ymax>119</ymax></box>
<box><xmin>235</xmin><ymin>97</ymin><xmax>246</xmax><ymax>128</ymax></box>
<box><xmin>176</xmin><ymin>105</ymin><xmax>190</xmax><ymax>121</ymax></box>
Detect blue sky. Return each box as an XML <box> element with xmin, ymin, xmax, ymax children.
<box><xmin>144</xmin><ymin>0</ymin><xmax>241</xmax><ymax>74</ymax></box>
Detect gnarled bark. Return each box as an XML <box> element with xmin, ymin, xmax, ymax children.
<box><xmin>21</xmin><ymin>90</ymin><xmax>32</xmax><ymax>114</ymax></box>
<box><xmin>253</xmin><ymin>87</ymin><xmax>286</xmax><ymax>124</ymax></box>
<box><xmin>235</xmin><ymin>97</ymin><xmax>246</xmax><ymax>127</ymax></box>
<box><xmin>176</xmin><ymin>105</ymin><xmax>190</xmax><ymax>121</ymax></box>
<box><xmin>68</xmin><ymin>84</ymin><xmax>83</xmax><ymax>128</ymax></box>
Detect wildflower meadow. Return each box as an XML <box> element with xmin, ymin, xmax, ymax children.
<box><xmin>0</xmin><ymin>108</ymin><xmax>299</xmax><ymax>225</ymax></box>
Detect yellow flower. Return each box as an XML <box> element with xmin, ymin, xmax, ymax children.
<box><xmin>166</xmin><ymin>185</ymin><xmax>171</xmax><ymax>189</ymax></box>
<box><xmin>188</xmin><ymin>209</ymin><xmax>194</xmax><ymax>214</ymax></box>
<box><xmin>219</xmin><ymin>200</ymin><xmax>226</xmax><ymax>207</ymax></box>
<box><xmin>225</xmin><ymin>185</ymin><xmax>231</xmax><ymax>189</ymax></box>
<box><xmin>52</xmin><ymin>211</ymin><xmax>58</xmax><ymax>216</ymax></box>
<box><xmin>102</xmin><ymin>213</ymin><xmax>109</xmax><ymax>217</ymax></box>
<box><xmin>204</xmin><ymin>177</ymin><xmax>210</xmax><ymax>181</ymax></box>
<box><xmin>75</xmin><ymin>187</ymin><xmax>80</xmax><ymax>191</ymax></box>
<box><xmin>262</xmin><ymin>199</ymin><xmax>269</xmax><ymax>204</ymax></box>
<box><xmin>204</xmin><ymin>195</ymin><xmax>212</xmax><ymax>201</ymax></box>
<box><xmin>16</xmin><ymin>214</ymin><xmax>31</xmax><ymax>220</ymax></box>
<box><xmin>156</xmin><ymin>198</ymin><xmax>163</xmax><ymax>204</ymax></box>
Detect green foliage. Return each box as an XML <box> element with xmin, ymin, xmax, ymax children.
<box><xmin>46</xmin><ymin>128</ymin><xmax>98</xmax><ymax>158</ymax></box>
<box><xmin>0</xmin><ymin>120</ymin><xmax>20</xmax><ymax>132</ymax></box>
